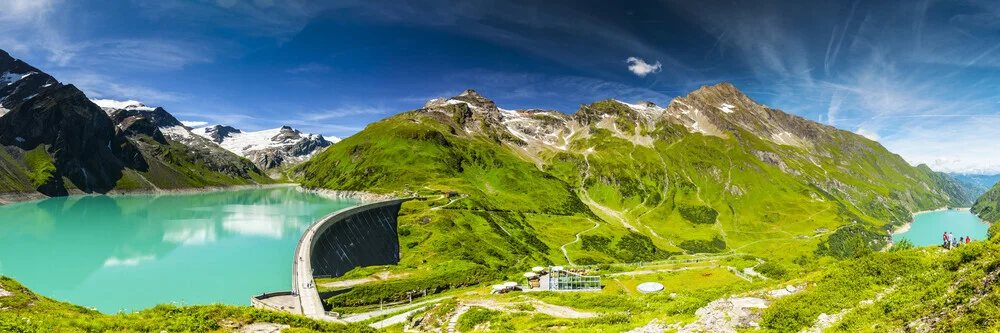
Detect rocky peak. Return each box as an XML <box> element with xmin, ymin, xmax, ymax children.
<box><xmin>273</xmin><ymin>126</ymin><xmax>303</xmax><ymax>141</ymax></box>
<box><xmin>0</xmin><ymin>49</ymin><xmax>60</xmax><ymax>111</ymax></box>
<box><xmin>684</xmin><ymin>82</ymin><xmax>755</xmax><ymax>108</ymax></box>
<box><xmin>636</xmin><ymin>101</ymin><xmax>659</xmax><ymax>108</ymax></box>
<box><xmin>201</xmin><ymin>125</ymin><xmax>242</xmax><ymax>143</ymax></box>
<box><xmin>0</xmin><ymin>84</ymin><xmax>147</xmax><ymax>195</ymax></box>
<box><xmin>108</xmin><ymin>105</ymin><xmax>183</xmax><ymax>129</ymax></box>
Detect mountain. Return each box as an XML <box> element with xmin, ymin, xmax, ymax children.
<box><xmin>0</xmin><ymin>50</ymin><xmax>59</xmax><ymax>117</ymax></box>
<box><xmin>0</xmin><ymin>49</ymin><xmax>270</xmax><ymax>198</ymax></box>
<box><xmin>949</xmin><ymin>172</ymin><xmax>1000</xmax><ymax>196</ymax></box>
<box><xmin>972</xmin><ymin>181</ymin><xmax>1000</xmax><ymax>223</ymax></box>
<box><xmin>191</xmin><ymin>125</ymin><xmax>336</xmax><ymax>171</ymax></box>
<box><xmin>295</xmin><ymin>84</ymin><xmax>970</xmax><ymax>306</ymax></box>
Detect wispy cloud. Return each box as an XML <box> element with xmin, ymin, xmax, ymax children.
<box><xmin>55</xmin><ymin>71</ymin><xmax>181</xmax><ymax>103</ymax></box>
<box><xmin>675</xmin><ymin>0</ymin><xmax>1000</xmax><ymax>173</ymax></box>
<box><xmin>180</xmin><ymin>120</ymin><xmax>208</xmax><ymax>128</ymax></box>
<box><xmin>286</xmin><ymin>63</ymin><xmax>331</xmax><ymax>74</ymax></box>
<box><xmin>626</xmin><ymin>57</ymin><xmax>662</xmax><ymax>77</ymax></box>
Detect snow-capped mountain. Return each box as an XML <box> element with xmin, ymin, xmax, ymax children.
<box><xmin>0</xmin><ymin>50</ymin><xmax>60</xmax><ymax>116</ymax></box>
<box><xmin>93</xmin><ymin>99</ymin><xmax>199</xmax><ymax>144</ymax></box>
<box><xmin>192</xmin><ymin>125</ymin><xmax>338</xmax><ymax>170</ymax></box>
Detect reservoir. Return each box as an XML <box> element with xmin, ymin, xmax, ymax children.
<box><xmin>892</xmin><ymin>209</ymin><xmax>989</xmax><ymax>247</ymax></box>
<box><xmin>0</xmin><ymin>186</ymin><xmax>359</xmax><ymax>313</ymax></box>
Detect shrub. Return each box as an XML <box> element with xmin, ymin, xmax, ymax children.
<box><xmin>678</xmin><ymin>204</ymin><xmax>719</xmax><ymax>224</ymax></box>
<box><xmin>755</xmin><ymin>261</ymin><xmax>789</xmax><ymax>280</ymax></box>
<box><xmin>890</xmin><ymin>238</ymin><xmax>914</xmax><ymax>252</ymax></box>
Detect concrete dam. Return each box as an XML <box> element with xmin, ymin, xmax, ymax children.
<box><xmin>259</xmin><ymin>197</ymin><xmax>412</xmax><ymax>320</ymax></box>
<box><xmin>308</xmin><ymin>198</ymin><xmax>409</xmax><ymax>278</ymax></box>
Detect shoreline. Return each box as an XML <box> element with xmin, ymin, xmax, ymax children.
<box><xmin>0</xmin><ymin>183</ymin><xmax>295</xmax><ymax>206</ymax></box>
<box><xmin>893</xmin><ymin>207</ymin><xmax>971</xmax><ymax>236</ymax></box>
<box><xmin>0</xmin><ymin>184</ymin><xmax>398</xmax><ymax>206</ymax></box>
<box><xmin>297</xmin><ymin>187</ymin><xmax>398</xmax><ymax>202</ymax></box>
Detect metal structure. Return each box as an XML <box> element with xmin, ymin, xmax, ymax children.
<box><xmin>547</xmin><ymin>266</ymin><xmax>601</xmax><ymax>291</ymax></box>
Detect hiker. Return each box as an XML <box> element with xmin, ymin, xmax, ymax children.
<box><xmin>967</xmin><ymin>236</ymin><xmax>972</xmax><ymax>244</ymax></box>
<box><xmin>943</xmin><ymin>232</ymin><xmax>951</xmax><ymax>249</ymax></box>
<box><xmin>950</xmin><ymin>232</ymin><xmax>956</xmax><ymax>248</ymax></box>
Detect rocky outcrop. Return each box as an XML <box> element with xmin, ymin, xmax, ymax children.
<box><xmin>0</xmin><ymin>49</ymin><xmax>60</xmax><ymax>112</ymax></box>
<box><xmin>0</xmin><ymin>84</ymin><xmax>146</xmax><ymax>195</ymax></box>
<box><xmin>200</xmin><ymin>125</ymin><xmax>242</xmax><ymax>143</ymax></box>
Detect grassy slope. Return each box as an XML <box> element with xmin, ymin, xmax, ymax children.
<box><xmin>972</xmin><ymin>180</ymin><xmax>1000</xmax><ymax>222</ymax></box>
<box><xmin>0</xmin><ymin>276</ymin><xmax>372</xmax><ymax>333</ymax></box>
<box><xmin>760</xmin><ymin>239</ymin><xmax>1000</xmax><ymax>332</ymax></box>
<box><xmin>0</xmin><ymin>147</ymin><xmax>33</xmax><ymax>192</ymax></box>
<box><xmin>296</xmin><ymin>94</ymin><xmax>964</xmax><ymax>311</ymax></box>
<box><xmin>0</xmin><ymin>135</ymin><xmax>273</xmax><ymax>196</ymax></box>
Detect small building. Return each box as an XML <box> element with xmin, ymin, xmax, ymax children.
<box><xmin>547</xmin><ymin>266</ymin><xmax>601</xmax><ymax>291</ymax></box>
<box><xmin>445</xmin><ymin>191</ymin><xmax>460</xmax><ymax>198</ymax></box>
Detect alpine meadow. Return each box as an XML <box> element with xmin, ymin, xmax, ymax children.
<box><xmin>3</xmin><ymin>1</ymin><xmax>1000</xmax><ymax>332</ymax></box>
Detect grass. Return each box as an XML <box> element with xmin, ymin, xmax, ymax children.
<box><xmin>0</xmin><ymin>276</ymin><xmax>373</xmax><ymax>333</ymax></box>
<box><xmin>291</xmin><ymin>95</ymin><xmax>977</xmax><ymax>322</ymax></box>
<box><xmin>24</xmin><ymin>145</ymin><xmax>55</xmax><ymax>188</ymax></box>
<box><xmin>759</xmin><ymin>240</ymin><xmax>1000</xmax><ymax>332</ymax></box>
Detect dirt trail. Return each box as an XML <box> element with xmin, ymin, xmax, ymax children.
<box><xmin>463</xmin><ymin>299</ymin><xmax>598</xmax><ymax>319</ymax></box>
<box><xmin>561</xmin><ymin>221</ymin><xmax>600</xmax><ymax>265</ymax></box>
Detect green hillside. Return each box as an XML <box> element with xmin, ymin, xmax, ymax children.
<box><xmin>972</xmin><ymin>181</ymin><xmax>1000</xmax><ymax>223</ymax></box>
<box><xmin>296</xmin><ymin>84</ymin><xmax>971</xmax><ymax>308</ymax></box>
<box><xmin>0</xmin><ymin>276</ymin><xmax>372</xmax><ymax>333</ymax></box>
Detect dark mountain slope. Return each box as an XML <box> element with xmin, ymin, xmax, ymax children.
<box><xmin>0</xmin><ymin>49</ymin><xmax>271</xmax><ymax>198</ymax></box>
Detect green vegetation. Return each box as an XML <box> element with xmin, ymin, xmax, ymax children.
<box><xmin>294</xmin><ymin>87</ymin><xmax>977</xmax><ymax>315</ymax></box>
<box><xmin>972</xmin><ymin>180</ymin><xmax>1000</xmax><ymax>223</ymax></box>
<box><xmin>0</xmin><ymin>276</ymin><xmax>372</xmax><ymax>333</ymax></box>
<box><xmin>324</xmin><ymin>262</ymin><xmax>498</xmax><ymax>308</ymax></box>
<box><xmin>24</xmin><ymin>145</ymin><xmax>55</xmax><ymax>188</ymax></box>
<box><xmin>456</xmin><ymin>307</ymin><xmax>507</xmax><ymax>331</ymax></box>
<box><xmin>760</xmin><ymin>239</ymin><xmax>1000</xmax><ymax>332</ymax></box>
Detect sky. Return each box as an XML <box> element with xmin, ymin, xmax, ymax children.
<box><xmin>3</xmin><ymin>0</ymin><xmax>1000</xmax><ymax>174</ymax></box>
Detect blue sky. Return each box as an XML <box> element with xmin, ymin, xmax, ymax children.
<box><xmin>4</xmin><ymin>0</ymin><xmax>1000</xmax><ymax>173</ymax></box>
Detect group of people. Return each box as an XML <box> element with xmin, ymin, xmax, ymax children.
<box><xmin>943</xmin><ymin>232</ymin><xmax>972</xmax><ymax>249</ymax></box>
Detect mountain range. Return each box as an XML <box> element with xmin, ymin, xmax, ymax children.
<box><xmin>297</xmin><ymin>84</ymin><xmax>983</xmax><ymax>278</ymax></box>
<box><xmin>192</xmin><ymin>125</ymin><xmax>337</xmax><ymax>172</ymax></box>
<box><xmin>0</xmin><ymin>49</ymin><xmax>330</xmax><ymax>199</ymax></box>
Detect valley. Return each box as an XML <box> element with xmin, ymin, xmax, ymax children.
<box><xmin>2</xmin><ymin>48</ymin><xmax>1000</xmax><ymax>332</ymax></box>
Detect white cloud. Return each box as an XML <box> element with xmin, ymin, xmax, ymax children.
<box><xmin>56</xmin><ymin>71</ymin><xmax>180</xmax><ymax>103</ymax></box>
<box><xmin>626</xmin><ymin>57</ymin><xmax>662</xmax><ymax>77</ymax></box>
<box><xmin>181</xmin><ymin>120</ymin><xmax>208</xmax><ymax>128</ymax></box>
<box><xmin>856</xmin><ymin>127</ymin><xmax>880</xmax><ymax>141</ymax></box>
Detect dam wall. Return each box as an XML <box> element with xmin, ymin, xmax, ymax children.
<box><xmin>292</xmin><ymin>197</ymin><xmax>411</xmax><ymax>320</ymax></box>
<box><xmin>309</xmin><ymin>198</ymin><xmax>409</xmax><ymax>277</ymax></box>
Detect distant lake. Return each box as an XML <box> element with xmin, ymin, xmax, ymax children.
<box><xmin>892</xmin><ymin>210</ymin><xmax>988</xmax><ymax>247</ymax></box>
<box><xmin>0</xmin><ymin>186</ymin><xmax>359</xmax><ymax>313</ymax></box>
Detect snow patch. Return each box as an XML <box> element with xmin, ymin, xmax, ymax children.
<box><xmin>616</xmin><ymin>100</ymin><xmax>665</xmax><ymax>119</ymax></box>
<box><xmin>0</xmin><ymin>71</ymin><xmax>34</xmax><ymax>86</ymax></box>
<box><xmin>15</xmin><ymin>137</ymin><xmax>25</xmax><ymax>143</ymax></box>
<box><xmin>717</xmin><ymin>103</ymin><xmax>736</xmax><ymax>114</ymax></box>
<box><xmin>90</xmin><ymin>99</ymin><xmax>155</xmax><ymax>111</ymax></box>
<box><xmin>192</xmin><ymin>126</ymin><xmax>327</xmax><ymax>158</ymax></box>
<box><xmin>160</xmin><ymin>125</ymin><xmax>193</xmax><ymax>140</ymax></box>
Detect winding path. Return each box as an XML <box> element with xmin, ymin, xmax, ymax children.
<box><xmin>561</xmin><ymin>221</ymin><xmax>600</xmax><ymax>265</ymax></box>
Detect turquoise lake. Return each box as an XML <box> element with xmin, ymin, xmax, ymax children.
<box><xmin>0</xmin><ymin>186</ymin><xmax>359</xmax><ymax>313</ymax></box>
<box><xmin>892</xmin><ymin>209</ymin><xmax>989</xmax><ymax>247</ymax></box>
